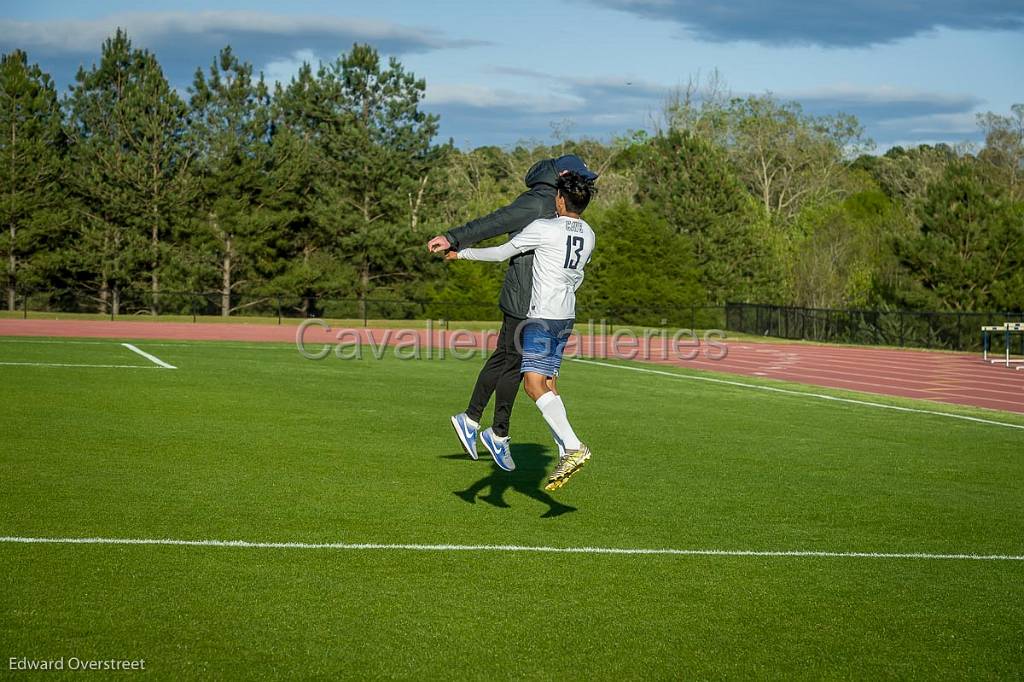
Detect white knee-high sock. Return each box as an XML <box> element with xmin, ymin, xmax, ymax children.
<box><xmin>535</xmin><ymin>391</ymin><xmax>581</xmax><ymax>451</ymax></box>
<box><xmin>548</xmin><ymin>425</ymin><xmax>566</xmax><ymax>459</ymax></box>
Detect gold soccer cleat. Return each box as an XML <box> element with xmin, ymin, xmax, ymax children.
<box><xmin>544</xmin><ymin>476</ymin><xmax>565</xmax><ymax>491</ymax></box>
<box><xmin>544</xmin><ymin>444</ymin><xmax>591</xmax><ymax>491</ymax></box>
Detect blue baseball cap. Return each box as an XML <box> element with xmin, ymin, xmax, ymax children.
<box><xmin>554</xmin><ymin>154</ymin><xmax>598</xmax><ymax>182</ymax></box>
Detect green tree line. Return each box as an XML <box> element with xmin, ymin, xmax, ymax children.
<box><xmin>2</xmin><ymin>32</ymin><xmax>1022</xmax><ymax>319</ymax></box>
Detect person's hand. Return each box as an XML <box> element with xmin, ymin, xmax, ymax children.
<box><xmin>444</xmin><ymin>251</ymin><xmax>458</xmax><ymax>261</ymax></box>
<box><xmin>427</xmin><ymin>235</ymin><xmax>451</xmax><ymax>253</ymax></box>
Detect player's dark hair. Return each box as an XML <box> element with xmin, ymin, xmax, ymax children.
<box><xmin>556</xmin><ymin>170</ymin><xmax>596</xmax><ymax>214</ymax></box>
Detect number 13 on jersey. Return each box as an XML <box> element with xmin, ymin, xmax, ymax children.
<box><xmin>563</xmin><ymin>235</ymin><xmax>585</xmax><ymax>269</ymax></box>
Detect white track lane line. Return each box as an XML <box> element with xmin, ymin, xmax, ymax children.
<box><xmin>121</xmin><ymin>343</ymin><xmax>176</xmax><ymax>369</ymax></box>
<box><xmin>0</xmin><ymin>536</ymin><xmax>1021</xmax><ymax>561</ymax></box>
<box><xmin>0</xmin><ymin>339</ymin><xmax>290</xmax><ymax>352</ymax></box>
<box><xmin>573</xmin><ymin>358</ymin><xmax>1024</xmax><ymax>430</ymax></box>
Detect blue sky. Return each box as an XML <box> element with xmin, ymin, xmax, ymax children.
<box><xmin>2</xmin><ymin>0</ymin><xmax>1021</xmax><ymax>150</ymax></box>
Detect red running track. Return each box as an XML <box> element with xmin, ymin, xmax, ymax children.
<box><xmin>1</xmin><ymin>318</ymin><xmax>1022</xmax><ymax>414</ymax></box>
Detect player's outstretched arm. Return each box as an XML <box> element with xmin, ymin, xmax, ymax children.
<box><xmin>447</xmin><ymin>222</ymin><xmax>544</xmax><ymax>262</ymax></box>
<box><xmin>439</xmin><ymin>190</ymin><xmax>545</xmax><ymax>251</ymax></box>
<box><xmin>449</xmin><ymin>241</ymin><xmax>522</xmax><ymax>263</ymax></box>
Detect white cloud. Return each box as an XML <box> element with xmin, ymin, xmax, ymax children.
<box><xmin>876</xmin><ymin>112</ymin><xmax>979</xmax><ymax>134</ymax></box>
<box><xmin>0</xmin><ymin>11</ymin><xmax>482</xmax><ymax>56</ymax></box>
<box><xmin>0</xmin><ymin>10</ymin><xmax>484</xmax><ymax>93</ymax></box>
<box><xmin>424</xmin><ymin>83</ymin><xmax>584</xmax><ymax>114</ymax></box>
<box><xmin>262</xmin><ymin>49</ymin><xmax>318</xmax><ymax>87</ymax></box>
<box><xmin>781</xmin><ymin>84</ymin><xmax>980</xmax><ymax>109</ymax></box>
<box><xmin>428</xmin><ymin>70</ymin><xmax>988</xmax><ymax>148</ymax></box>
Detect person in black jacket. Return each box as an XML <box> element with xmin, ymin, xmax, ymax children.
<box><xmin>428</xmin><ymin>154</ymin><xmax>598</xmax><ymax>466</ymax></box>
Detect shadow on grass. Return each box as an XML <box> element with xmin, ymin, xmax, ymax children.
<box><xmin>447</xmin><ymin>443</ymin><xmax>577</xmax><ymax>518</ymax></box>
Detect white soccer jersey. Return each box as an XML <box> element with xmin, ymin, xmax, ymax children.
<box><xmin>458</xmin><ymin>215</ymin><xmax>595</xmax><ymax>320</ymax></box>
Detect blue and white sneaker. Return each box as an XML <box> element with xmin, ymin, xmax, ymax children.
<box><xmin>450</xmin><ymin>413</ymin><xmax>479</xmax><ymax>460</ymax></box>
<box><xmin>480</xmin><ymin>428</ymin><xmax>515</xmax><ymax>471</ymax></box>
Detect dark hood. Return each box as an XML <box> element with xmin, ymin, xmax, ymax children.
<box><xmin>524</xmin><ymin>154</ymin><xmax>598</xmax><ymax>189</ymax></box>
<box><xmin>523</xmin><ymin>158</ymin><xmax>560</xmax><ymax>189</ymax></box>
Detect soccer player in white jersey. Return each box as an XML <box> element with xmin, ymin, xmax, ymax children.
<box><xmin>446</xmin><ymin>170</ymin><xmax>597</xmax><ymax>490</ymax></box>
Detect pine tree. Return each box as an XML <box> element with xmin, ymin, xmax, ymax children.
<box><xmin>636</xmin><ymin>129</ymin><xmax>779</xmax><ymax>303</ymax></box>
<box><xmin>0</xmin><ymin>50</ymin><xmax>66</xmax><ymax>311</ymax></box>
<box><xmin>896</xmin><ymin>160</ymin><xmax>1024</xmax><ymax>311</ymax></box>
<box><xmin>576</xmin><ymin>202</ymin><xmax>704</xmax><ymax>325</ymax></box>
<box><xmin>188</xmin><ymin>46</ymin><xmax>274</xmax><ymax>315</ymax></box>
<box><xmin>280</xmin><ymin>44</ymin><xmax>445</xmax><ymax>318</ymax></box>
<box><xmin>65</xmin><ymin>29</ymin><xmax>194</xmax><ymax>314</ymax></box>
<box><xmin>268</xmin><ymin>63</ymin><xmax>350</xmax><ymax>316</ymax></box>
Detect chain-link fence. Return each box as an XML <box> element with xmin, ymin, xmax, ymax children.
<box><xmin>4</xmin><ymin>289</ymin><xmax>728</xmax><ymax>330</ymax></box>
<box><xmin>6</xmin><ymin>290</ymin><xmax>1020</xmax><ymax>352</ymax></box>
<box><xmin>7</xmin><ymin>289</ymin><xmax>494</xmax><ymax>324</ymax></box>
<box><xmin>725</xmin><ymin>303</ymin><xmax>1024</xmax><ymax>352</ymax></box>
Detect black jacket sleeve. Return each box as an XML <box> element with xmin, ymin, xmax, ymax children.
<box><xmin>443</xmin><ymin>189</ymin><xmax>545</xmax><ymax>250</ymax></box>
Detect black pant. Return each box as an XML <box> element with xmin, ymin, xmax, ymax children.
<box><xmin>466</xmin><ymin>314</ymin><xmax>524</xmax><ymax>438</ymax></box>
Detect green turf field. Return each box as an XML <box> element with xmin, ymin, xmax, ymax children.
<box><xmin>1</xmin><ymin>337</ymin><xmax>1022</xmax><ymax>678</ymax></box>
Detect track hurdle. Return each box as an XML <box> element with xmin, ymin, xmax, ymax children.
<box><xmin>982</xmin><ymin>322</ymin><xmax>1024</xmax><ymax>368</ymax></box>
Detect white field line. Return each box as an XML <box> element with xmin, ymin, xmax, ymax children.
<box><xmin>121</xmin><ymin>343</ymin><xmax>176</xmax><ymax>369</ymax></box>
<box><xmin>573</xmin><ymin>358</ymin><xmax>1024</xmax><ymax>430</ymax></box>
<box><xmin>0</xmin><ymin>536</ymin><xmax>1021</xmax><ymax>561</ymax></box>
<box><xmin>0</xmin><ymin>362</ymin><xmax>158</xmax><ymax>369</ymax></box>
